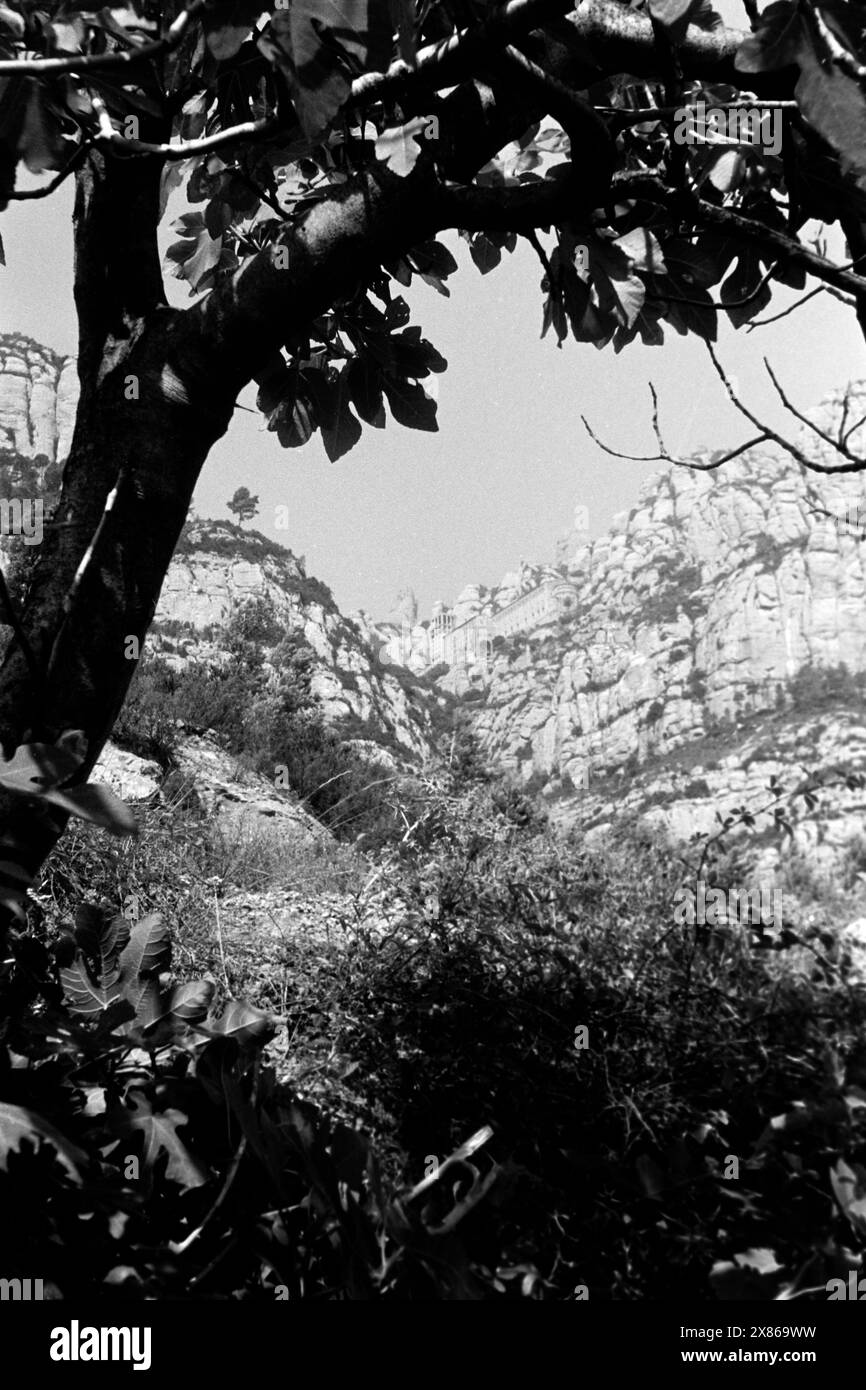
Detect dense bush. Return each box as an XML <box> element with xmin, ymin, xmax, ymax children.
<box><xmin>3</xmin><ymin>719</ymin><xmax>866</xmax><ymax>1299</ymax></box>
<box><xmin>111</xmin><ymin>656</ymin><xmax>182</xmax><ymax>769</ymax></box>
<box><xmin>267</xmin><ymin>774</ymin><xmax>866</xmax><ymax>1299</ymax></box>
<box><xmin>785</xmin><ymin>662</ymin><xmax>866</xmax><ymax>711</ymax></box>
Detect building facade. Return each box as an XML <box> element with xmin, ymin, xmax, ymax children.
<box><xmin>421</xmin><ymin>576</ymin><xmax>577</xmax><ymax>672</ymax></box>
<box><xmin>379</xmin><ymin>568</ymin><xmax>579</xmax><ymax>675</ymax></box>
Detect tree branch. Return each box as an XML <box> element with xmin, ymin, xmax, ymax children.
<box><xmin>348</xmin><ymin>0</ymin><xmax>597</xmax><ymax>105</ymax></box>
<box><xmin>93</xmin><ymin>117</ymin><xmax>282</xmax><ymax>161</ymax></box>
<box><xmin>5</xmin><ymin>142</ymin><xmax>91</xmax><ymax>199</ymax></box>
<box><xmin>353</xmin><ymin>0</ymin><xmax>750</xmax><ymax>107</ymax></box>
<box><xmin>613</xmin><ymin>171</ymin><xmax>866</xmax><ymax>301</ymax></box>
<box><xmin>810</xmin><ymin>4</ymin><xmax>866</xmax><ymax>83</ymax></box>
<box><xmin>746</xmin><ymin>283</ymin><xmax>854</xmax><ymax>329</ymax></box>
<box><xmin>435</xmin><ymin>42</ymin><xmax>614</xmax><ymax>234</ymax></box>
<box><xmin>764</xmin><ymin>358</ymin><xmax>866</xmax><ymax>465</ymax></box>
<box><xmin>0</xmin><ymin>0</ymin><xmax>207</xmax><ymax>76</ymax></box>
<box><xmin>183</xmin><ymin>159</ymin><xmax>446</xmax><ymax>397</ymax></box>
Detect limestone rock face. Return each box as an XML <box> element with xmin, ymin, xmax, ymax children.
<box><xmin>0</xmin><ymin>334</ymin><xmax>76</xmax><ymax>463</ymax></box>
<box><xmin>153</xmin><ymin>521</ymin><xmax>436</xmax><ymax>762</ymax></box>
<box><xmin>452</xmin><ymin>387</ymin><xmax>866</xmax><ymax>868</ymax></box>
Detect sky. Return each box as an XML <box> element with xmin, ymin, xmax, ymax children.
<box><xmin>2</xmin><ymin>151</ymin><xmax>863</xmax><ymax>622</ymax></box>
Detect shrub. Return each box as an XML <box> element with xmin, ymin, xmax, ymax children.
<box><xmin>276</xmin><ymin>781</ymin><xmax>866</xmax><ymax>1299</ymax></box>
<box><xmin>753</xmin><ymin>533</ymin><xmax>794</xmax><ymax>573</ymax></box>
<box><xmin>112</xmin><ymin>655</ymin><xmax>181</xmax><ymax>770</ymax></box>
<box><xmin>584</xmin><ymin>672</ymin><xmax>618</xmax><ymax>694</ymax></box>
<box><xmin>683</xmin><ymin>777</ymin><xmax>712</xmax><ymax>798</ymax></box>
<box><xmin>686</xmin><ymin>669</ymin><xmax>707</xmax><ymax>702</ymax></box>
<box><xmin>786</xmin><ymin>662</ymin><xmax>866</xmax><ymax>711</ymax></box>
<box><xmin>635</xmin><ymin>561</ymin><xmax>705</xmax><ymax>627</ymax></box>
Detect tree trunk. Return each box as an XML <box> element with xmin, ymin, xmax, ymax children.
<box><xmin>0</xmin><ymin>121</ymin><xmax>244</xmax><ymax>898</ymax></box>
<box><xmin>0</xmin><ymin>139</ymin><xmax>447</xmax><ymax>904</ymax></box>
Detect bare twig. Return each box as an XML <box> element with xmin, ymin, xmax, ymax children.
<box><xmin>746</xmin><ymin>283</ymin><xmax>854</xmax><ymax>329</ymax></box>
<box><xmin>765</xmin><ymin>362</ymin><xmax>866</xmax><ymax>466</ymax></box>
<box><xmin>581</xmin><ymin>381</ymin><xmax>765</xmax><ymax>471</ymax></box>
<box><xmin>842</xmin><ymin>409</ymin><xmax>866</xmax><ymax>449</ymax></box>
<box><xmin>707</xmin><ymin>344</ymin><xmax>866</xmax><ymax>474</ymax></box>
<box><xmin>764</xmin><ymin>360</ymin><xmax>836</xmax><ymax>449</ymax></box>
<box><xmin>583</xmin><ymin>354</ymin><xmax>866</xmax><ymax>478</ymax></box>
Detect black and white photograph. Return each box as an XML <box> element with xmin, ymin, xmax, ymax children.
<box><xmin>0</xmin><ymin>0</ymin><xmax>865</xmax><ymax>1357</ymax></box>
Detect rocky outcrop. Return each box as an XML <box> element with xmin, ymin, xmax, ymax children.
<box><xmin>95</xmin><ymin>744</ymin><xmax>162</xmax><ymax>802</ymax></box>
<box><xmin>152</xmin><ymin>520</ymin><xmax>438</xmax><ymax>763</ymax></box>
<box><xmin>0</xmin><ymin>334</ymin><xmax>77</xmax><ymax>463</ymax></box>
<box><xmin>94</xmin><ymin>731</ymin><xmax>329</xmax><ymax>850</ymax></box>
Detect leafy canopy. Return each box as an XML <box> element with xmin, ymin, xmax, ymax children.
<box><xmin>2</xmin><ymin>0</ymin><xmax>866</xmax><ymax>456</ymax></box>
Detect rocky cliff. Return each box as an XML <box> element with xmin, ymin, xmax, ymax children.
<box><xmin>439</xmin><ymin>389</ymin><xmax>866</xmax><ymax>873</ymax></box>
<box><xmin>0</xmin><ymin>334</ymin><xmax>77</xmax><ymax>464</ymax></box>
<box><xmin>150</xmin><ymin>518</ymin><xmax>440</xmax><ymax>763</ymax></box>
